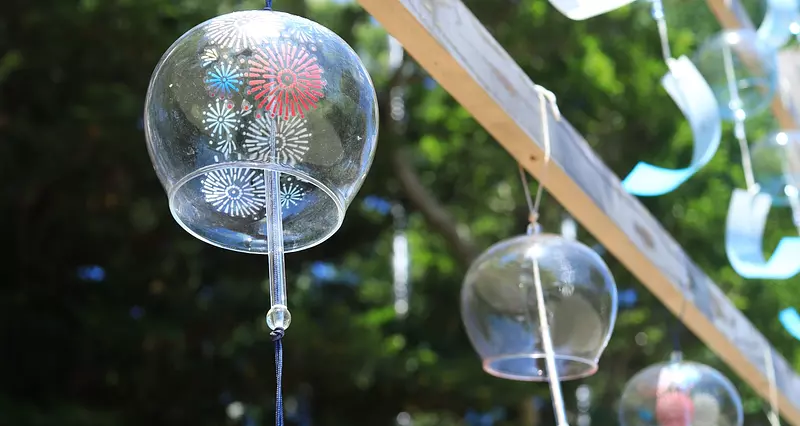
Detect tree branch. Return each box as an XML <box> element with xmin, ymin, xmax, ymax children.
<box><xmin>391</xmin><ymin>147</ymin><xmax>480</xmax><ymax>266</ymax></box>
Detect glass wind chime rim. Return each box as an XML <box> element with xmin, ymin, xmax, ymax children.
<box><xmin>482</xmin><ymin>353</ymin><xmax>600</xmax><ymax>382</ymax></box>
<box><xmin>164</xmin><ymin>161</ymin><xmax>347</xmax><ymax>255</ymax></box>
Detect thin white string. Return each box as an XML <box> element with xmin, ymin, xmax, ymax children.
<box><xmin>518</xmin><ymin>85</ymin><xmax>560</xmax><ymax>232</ymax></box>
<box><xmin>764</xmin><ymin>347</ymin><xmax>781</xmax><ymax>426</ymax></box>
<box><xmin>522</xmin><ymin>85</ymin><xmax>568</xmax><ymax>426</ymax></box>
<box><xmin>722</xmin><ymin>43</ymin><xmax>758</xmax><ymax>193</ymax></box>
<box><xmin>781</xmin><ymin>138</ymin><xmax>800</xmax><ymax>235</ymax></box>
<box><xmin>650</xmin><ymin>0</ymin><xmax>674</xmax><ymax>64</ymax></box>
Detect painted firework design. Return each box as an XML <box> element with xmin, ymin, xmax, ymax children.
<box><xmin>197</xmin><ymin>14</ymin><xmax>320</xmax><ymax>217</ymax></box>
<box><xmin>205</xmin><ymin>13</ymin><xmax>283</xmax><ymax>51</ymax></box>
<box><xmin>205</xmin><ymin>60</ymin><xmax>243</xmax><ymax>98</ymax></box>
<box><xmin>243</xmin><ymin>114</ymin><xmax>310</xmax><ymax>165</ymax></box>
<box><xmin>280</xmin><ymin>175</ymin><xmax>308</xmax><ymax>209</ymax></box>
<box><xmin>201</xmin><ymin>168</ymin><xmax>266</xmax><ymax>217</ymax></box>
<box><xmin>202</xmin><ymin>99</ymin><xmax>245</xmax><ymax>156</ymax></box>
<box><xmin>247</xmin><ymin>43</ymin><xmax>325</xmax><ymax>119</ymax></box>
<box><xmin>200</xmin><ymin>48</ymin><xmax>220</xmax><ymax>67</ymax></box>
<box><xmin>284</xmin><ymin>21</ymin><xmax>323</xmax><ymax>50</ymax></box>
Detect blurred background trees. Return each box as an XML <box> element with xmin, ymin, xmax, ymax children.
<box><xmin>2</xmin><ymin>0</ymin><xmax>799</xmax><ymax>425</ymax></box>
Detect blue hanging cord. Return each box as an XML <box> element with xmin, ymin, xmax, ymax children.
<box><xmin>271</xmin><ymin>327</ymin><xmax>285</xmax><ymax>426</ymax></box>
<box><xmin>264</xmin><ymin>0</ymin><xmax>272</xmax><ymax>10</ymax></box>
<box><xmin>669</xmin><ymin>311</ymin><xmax>682</xmax><ymax>352</ymax></box>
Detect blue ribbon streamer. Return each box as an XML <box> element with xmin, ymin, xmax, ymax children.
<box><xmin>547</xmin><ymin>0</ymin><xmax>636</xmax><ymax>20</ymax></box>
<box><xmin>779</xmin><ymin>308</ymin><xmax>800</xmax><ymax>341</ymax></box>
<box><xmin>725</xmin><ymin>188</ymin><xmax>800</xmax><ymax>280</ymax></box>
<box><xmin>758</xmin><ymin>0</ymin><xmax>799</xmax><ymax>49</ymax></box>
<box><xmin>622</xmin><ymin>56</ymin><xmax>722</xmax><ymax>196</ymax></box>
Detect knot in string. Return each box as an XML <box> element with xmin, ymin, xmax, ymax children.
<box><xmin>270</xmin><ymin>327</ymin><xmax>285</xmax><ymax>341</ymax></box>
<box><xmin>271</xmin><ymin>327</ymin><xmax>285</xmax><ymax>426</ymax></box>
<box><xmin>519</xmin><ymin>84</ymin><xmax>561</xmax><ymax>233</ymax></box>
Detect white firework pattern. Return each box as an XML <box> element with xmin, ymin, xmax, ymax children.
<box><xmin>214</xmin><ymin>136</ymin><xmax>238</xmax><ymax>156</ymax></box>
<box><xmin>200</xmin><ymin>48</ymin><xmax>220</xmax><ymax>66</ymax></box>
<box><xmin>243</xmin><ymin>114</ymin><xmax>311</xmax><ymax>165</ymax></box>
<box><xmin>202</xmin><ymin>99</ymin><xmax>240</xmax><ymax>139</ymax></box>
<box><xmin>205</xmin><ymin>13</ymin><xmax>284</xmax><ymax>51</ymax></box>
<box><xmin>280</xmin><ymin>176</ymin><xmax>307</xmax><ymax>209</ymax></box>
<box><xmin>285</xmin><ymin>22</ymin><xmax>322</xmax><ymax>50</ymax></box>
<box><xmin>201</xmin><ymin>168</ymin><xmax>266</xmax><ymax>217</ymax></box>
<box><xmin>239</xmin><ymin>98</ymin><xmax>254</xmax><ymax>119</ymax></box>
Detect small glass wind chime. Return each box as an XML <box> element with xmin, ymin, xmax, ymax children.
<box><xmin>689</xmin><ymin>22</ymin><xmax>800</xmax><ymax>280</ymax></box>
<box><xmin>143</xmin><ymin>1</ymin><xmax>379</xmax><ymax>424</ymax></box>
<box><xmin>619</xmin><ymin>302</ymin><xmax>744</xmax><ymax>426</ymax></box>
<box><xmin>460</xmin><ymin>86</ymin><xmax>618</xmax><ymax>425</ymax></box>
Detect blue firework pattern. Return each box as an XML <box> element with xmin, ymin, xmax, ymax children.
<box><xmin>205</xmin><ymin>61</ymin><xmax>243</xmax><ymax>97</ymax></box>
<box><xmin>280</xmin><ymin>175</ymin><xmax>308</xmax><ymax>209</ymax></box>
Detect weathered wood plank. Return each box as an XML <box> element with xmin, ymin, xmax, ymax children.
<box><xmin>356</xmin><ymin>0</ymin><xmax>800</xmax><ymax>422</ymax></box>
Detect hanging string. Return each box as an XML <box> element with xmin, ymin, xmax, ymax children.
<box><xmin>650</xmin><ymin>0</ymin><xmax>674</xmax><ymax>64</ymax></box>
<box><xmin>518</xmin><ymin>85</ymin><xmax>560</xmax><ymax>235</ymax></box>
<box><xmin>264</xmin><ymin>0</ymin><xmax>273</xmax><ymax>10</ymax></box>
<box><xmin>670</xmin><ymin>316</ymin><xmax>682</xmax><ymax>352</ymax></box>
<box><xmin>519</xmin><ymin>85</ymin><xmax>567</xmax><ymax>426</ymax></box>
<box><xmin>721</xmin><ymin>43</ymin><xmax>758</xmax><ymax>193</ymax></box>
<box><xmin>787</xmin><ymin>186</ymin><xmax>800</xmax><ymax>235</ymax></box>
<box><xmin>764</xmin><ymin>346</ymin><xmax>781</xmax><ymax>426</ymax></box>
<box><xmin>781</xmin><ymin>139</ymin><xmax>800</xmax><ymax>235</ymax></box>
<box><xmin>265</xmin><ymin>117</ymin><xmax>287</xmax><ymax>426</ymax></box>
<box><xmin>271</xmin><ymin>327</ymin><xmax>285</xmax><ymax>426</ymax></box>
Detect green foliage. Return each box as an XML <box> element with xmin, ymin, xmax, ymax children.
<box><xmin>1</xmin><ymin>0</ymin><xmax>798</xmax><ymax>425</ymax></box>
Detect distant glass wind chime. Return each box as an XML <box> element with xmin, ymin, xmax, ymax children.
<box><xmin>143</xmin><ymin>1</ymin><xmax>379</xmax><ymax>424</ymax></box>
<box><xmin>619</xmin><ymin>351</ymin><xmax>744</xmax><ymax>426</ymax></box>
<box><xmin>620</xmin><ymin>302</ymin><xmax>744</xmax><ymax>426</ymax></box>
<box><xmin>690</xmin><ymin>22</ymin><xmax>800</xmax><ymax>279</ymax></box>
<box><xmin>392</xmin><ymin>203</ymin><xmax>411</xmax><ymax>319</ymax></box>
<box><xmin>461</xmin><ymin>86</ymin><xmax>618</xmax><ymax>425</ymax></box>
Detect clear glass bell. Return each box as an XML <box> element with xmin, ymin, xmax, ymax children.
<box><xmin>144</xmin><ymin>10</ymin><xmax>378</xmax><ymax>254</ymax></box>
<box><xmin>619</xmin><ymin>352</ymin><xmax>743</xmax><ymax>426</ymax></box>
<box><xmin>692</xmin><ymin>29</ymin><xmax>778</xmax><ymax>121</ymax></box>
<box><xmin>751</xmin><ymin>130</ymin><xmax>800</xmax><ymax>207</ymax></box>
<box><xmin>460</xmin><ymin>233</ymin><xmax>618</xmax><ymax>381</ymax></box>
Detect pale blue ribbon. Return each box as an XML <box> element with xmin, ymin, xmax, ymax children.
<box><xmin>758</xmin><ymin>0</ymin><xmax>799</xmax><ymax>49</ymax></box>
<box><xmin>622</xmin><ymin>56</ymin><xmax>722</xmax><ymax>196</ymax></box>
<box><xmin>725</xmin><ymin>188</ymin><xmax>800</xmax><ymax>279</ymax></box>
<box><xmin>779</xmin><ymin>307</ymin><xmax>800</xmax><ymax>341</ymax></box>
<box><xmin>547</xmin><ymin>0</ymin><xmax>636</xmax><ymax>20</ymax></box>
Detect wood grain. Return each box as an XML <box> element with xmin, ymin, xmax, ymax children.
<box><xmin>357</xmin><ymin>0</ymin><xmax>800</xmax><ymax>422</ymax></box>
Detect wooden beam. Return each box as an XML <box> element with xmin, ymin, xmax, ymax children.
<box><xmin>356</xmin><ymin>0</ymin><xmax>800</xmax><ymax>422</ymax></box>
<box><xmin>704</xmin><ymin>0</ymin><xmax>799</xmax><ymax>129</ymax></box>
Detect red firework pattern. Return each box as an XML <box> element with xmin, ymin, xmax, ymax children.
<box><xmin>247</xmin><ymin>43</ymin><xmax>325</xmax><ymax>119</ymax></box>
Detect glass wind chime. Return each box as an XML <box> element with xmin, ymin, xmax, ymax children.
<box><xmin>691</xmin><ymin>27</ymin><xmax>800</xmax><ymax>280</ymax></box>
<box><xmin>619</xmin><ymin>351</ymin><xmax>744</xmax><ymax>426</ymax></box>
<box><xmin>460</xmin><ymin>86</ymin><xmax>618</xmax><ymax>425</ymax></box>
<box><xmin>143</xmin><ymin>1</ymin><xmax>378</xmax><ymax>424</ymax></box>
<box><xmin>619</xmin><ymin>308</ymin><xmax>744</xmax><ymax>426</ymax></box>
